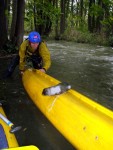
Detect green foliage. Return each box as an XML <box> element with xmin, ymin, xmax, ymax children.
<box><xmin>89</xmin><ymin>4</ymin><xmax>104</xmax><ymax>17</ymax></box>
<box><xmin>24</xmin><ymin>0</ymin><xmax>34</xmax><ymax>31</ymax></box>
<box><xmin>25</xmin><ymin>0</ymin><xmax>60</xmax><ymax>31</ymax></box>
<box><xmin>59</xmin><ymin>27</ymin><xmax>109</xmax><ymax>46</ymax></box>
<box><xmin>5</xmin><ymin>9</ymin><xmax>8</xmax><ymax>16</ymax></box>
<box><xmin>63</xmin><ymin>28</ymin><xmax>92</xmax><ymax>43</ymax></box>
<box><xmin>101</xmin><ymin>17</ymin><xmax>113</xmax><ymax>32</ymax></box>
<box><xmin>3</xmin><ymin>40</ymin><xmax>18</xmax><ymax>54</ymax></box>
<box><xmin>66</xmin><ymin>14</ymin><xmax>87</xmax><ymax>31</ymax></box>
<box><xmin>108</xmin><ymin>36</ymin><xmax>113</xmax><ymax>46</ymax></box>
<box><xmin>41</xmin><ymin>2</ymin><xmax>60</xmax><ymax>22</ymax></box>
<box><xmin>6</xmin><ymin>0</ymin><xmax>113</xmax><ymax>47</ymax></box>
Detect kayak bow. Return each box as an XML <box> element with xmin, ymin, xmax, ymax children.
<box><xmin>22</xmin><ymin>69</ymin><xmax>113</xmax><ymax>150</ymax></box>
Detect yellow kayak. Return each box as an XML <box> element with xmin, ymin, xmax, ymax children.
<box><xmin>0</xmin><ymin>106</ymin><xmax>18</xmax><ymax>149</ymax></box>
<box><xmin>5</xmin><ymin>145</ymin><xmax>39</xmax><ymax>150</ymax></box>
<box><xmin>22</xmin><ymin>69</ymin><xmax>113</xmax><ymax>150</ymax></box>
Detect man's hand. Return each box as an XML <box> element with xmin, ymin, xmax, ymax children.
<box><xmin>20</xmin><ymin>70</ymin><xmax>24</xmax><ymax>75</ymax></box>
<box><xmin>39</xmin><ymin>68</ymin><xmax>46</xmax><ymax>73</ymax></box>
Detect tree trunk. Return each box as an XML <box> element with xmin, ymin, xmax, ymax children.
<box><xmin>0</xmin><ymin>0</ymin><xmax>8</xmax><ymax>49</ymax></box>
<box><xmin>15</xmin><ymin>0</ymin><xmax>25</xmax><ymax>47</ymax></box>
<box><xmin>10</xmin><ymin>0</ymin><xmax>17</xmax><ymax>43</ymax></box>
<box><xmin>60</xmin><ymin>0</ymin><xmax>65</xmax><ymax>34</ymax></box>
<box><xmin>44</xmin><ymin>16</ymin><xmax>52</xmax><ymax>35</ymax></box>
<box><xmin>33</xmin><ymin>0</ymin><xmax>37</xmax><ymax>31</ymax></box>
<box><xmin>88</xmin><ymin>0</ymin><xmax>95</xmax><ymax>33</ymax></box>
<box><xmin>33</xmin><ymin>0</ymin><xmax>44</xmax><ymax>34</ymax></box>
<box><xmin>76</xmin><ymin>0</ymin><xmax>79</xmax><ymax>27</ymax></box>
<box><xmin>44</xmin><ymin>0</ymin><xmax>52</xmax><ymax>35</ymax></box>
<box><xmin>71</xmin><ymin>0</ymin><xmax>74</xmax><ymax>16</ymax></box>
<box><xmin>55</xmin><ymin>0</ymin><xmax>59</xmax><ymax>39</ymax></box>
<box><xmin>102</xmin><ymin>2</ymin><xmax>110</xmax><ymax>37</ymax></box>
<box><xmin>95</xmin><ymin>0</ymin><xmax>103</xmax><ymax>33</ymax></box>
<box><xmin>80</xmin><ymin>0</ymin><xmax>83</xmax><ymax>23</ymax></box>
<box><xmin>5</xmin><ymin>0</ymin><xmax>10</xmax><ymax>35</ymax></box>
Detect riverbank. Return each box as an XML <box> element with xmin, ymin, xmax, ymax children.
<box><xmin>48</xmin><ymin>29</ymin><xmax>113</xmax><ymax>47</ymax></box>
<box><xmin>0</xmin><ymin>31</ymin><xmax>112</xmax><ymax>56</ymax></box>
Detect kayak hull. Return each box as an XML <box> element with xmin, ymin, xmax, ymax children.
<box><xmin>22</xmin><ymin>69</ymin><xmax>113</xmax><ymax>150</ymax></box>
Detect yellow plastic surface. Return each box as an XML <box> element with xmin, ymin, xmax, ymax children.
<box><xmin>22</xmin><ymin>69</ymin><xmax>113</xmax><ymax>150</ymax></box>
<box><xmin>4</xmin><ymin>145</ymin><xmax>39</xmax><ymax>150</ymax></box>
<box><xmin>0</xmin><ymin>107</ymin><xmax>18</xmax><ymax>148</ymax></box>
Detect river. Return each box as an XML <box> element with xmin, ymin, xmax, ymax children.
<box><xmin>0</xmin><ymin>40</ymin><xmax>113</xmax><ymax>150</ymax></box>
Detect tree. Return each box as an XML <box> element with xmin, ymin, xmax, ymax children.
<box><xmin>88</xmin><ymin>0</ymin><xmax>95</xmax><ymax>33</ymax></box>
<box><xmin>5</xmin><ymin>0</ymin><xmax>11</xmax><ymax>33</ymax></box>
<box><xmin>15</xmin><ymin>0</ymin><xmax>25</xmax><ymax>46</ymax></box>
<box><xmin>1</xmin><ymin>0</ymin><xmax>113</xmax><ymax>49</ymax></box>
<box><xmin>60</xmin><ymin>0</ymin><xmax>66</xmax><ymax>34</ymax></box>
<box><xmin>10</xmin><ymin>0</ymin><xmax>25</xmax><ymax>47</ymax></box>
<box><xmin>95</xmin><ymin>0</ymin><xmax>104</xmax><ymax>33</ymax></box>
<box><xmin>55</xmin><ymin>0</ymin><xmax>59</xmax><ymax>38</ymax></box>
<box><xmin>0</xmin><ymin>0</ymin><xmax>8</xmax><ymax>49</ymax></box>
<box><xmin>10</xmin><ymin>0</ymin><xmax>18</xmax><ymax>43</ymax></box>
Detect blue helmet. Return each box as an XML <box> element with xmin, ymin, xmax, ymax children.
<box><xmin>28</xmin><ymin>31</ymin><xmax>41</xmax><ymax>43</ymax></box>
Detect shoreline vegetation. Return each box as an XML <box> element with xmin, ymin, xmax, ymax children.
<box><xmin>1</xmin><ymin>0</ymin><xmax>113</xmax><ymax>54</ymax></box>
<box><xmin>49</xmin><ymin>29</ymin><xmax>113</xmax><ymax>47</ymax></box>
<box><xmin>0</xmin><ymin>29</ymin><xmax>113</xmax><ymax>57</ymax></box>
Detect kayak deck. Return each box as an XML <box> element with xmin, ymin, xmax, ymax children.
<box><xmin>22</xmin><ymin>69</ymin><xmax>113</xmax><ymax>150</ymax></box>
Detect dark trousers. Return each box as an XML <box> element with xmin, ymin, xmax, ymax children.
<box><xmin>3</xmin><ymin>54</ymin><xmax>42</xmax><ymax>78</ymax></box>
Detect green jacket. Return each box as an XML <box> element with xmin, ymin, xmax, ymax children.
<box><xmin>19</xmin><ymin>40</ymin><xmax>51</xmax><ymax>71</ymax></box>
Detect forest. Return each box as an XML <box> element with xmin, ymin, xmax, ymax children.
<box><xmin>0</xmin><ymin>0</ymin><xmax>113</xmax><ymax>53</ymax></box>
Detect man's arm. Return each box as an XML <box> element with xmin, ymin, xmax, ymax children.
<box><xmin>39</xmin><ymin>42</ymin><xmax>51</xmax><ymax>71</ymax></box>
<box><xmin>19</xmin><ymin>41</ymin><xmax>27</xmax><ymax>73</ymax></box>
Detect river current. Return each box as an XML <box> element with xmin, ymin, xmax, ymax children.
<box><xmin>48</xmin><ymin>41</ymin><xmax>113</xmax><ymax>110</ymax></box>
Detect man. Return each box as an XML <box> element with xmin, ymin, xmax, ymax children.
<box><xmin>4</xmin><ymin>31</ymin><xmax>51</xmax><ymax>77</ymax></box>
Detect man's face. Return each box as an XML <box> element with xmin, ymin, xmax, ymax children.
<box><xmin>30</xmin><ymin>42</ymin><xmax>39</xmax><ymax>50</ymax></box>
